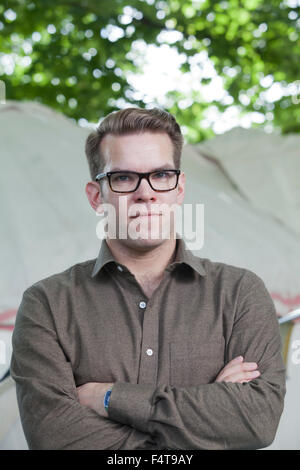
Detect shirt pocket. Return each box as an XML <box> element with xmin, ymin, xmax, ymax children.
<box><xmin>169</xmin><ymin>338</ymin><xmax>226</xmax><ymax>386</ymax></box>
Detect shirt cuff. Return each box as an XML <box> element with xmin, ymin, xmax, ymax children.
<box><xmin>108</xmin><ymin>381</ymin><xmax>154</xmax><ymax>434</ymax></box>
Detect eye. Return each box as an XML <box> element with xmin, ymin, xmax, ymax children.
<box><xmin>112</xmin><ymin>173</ymin><xmax>135</xmax><ymax>182</ymax></box>
<box><xmin>152</xmin><ymin>171</ymin><xmax>168</xmax><ymax>179</ymax></box>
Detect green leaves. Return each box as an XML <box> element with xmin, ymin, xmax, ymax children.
<box><xmin>0</xmin><ymin>0</ymin><xmax>299</xmax><ymax>141</ymax></box>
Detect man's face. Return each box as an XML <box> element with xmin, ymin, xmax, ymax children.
<box><xmin>96</xmin><ymin>131</ymin><xmax>185</xmax><ymax>250</ymax></box>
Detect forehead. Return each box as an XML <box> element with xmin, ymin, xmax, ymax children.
<box><xmin>101</xmin><ymin>131</ymin><xmax>175</xmax><ymax>171</ymax></box>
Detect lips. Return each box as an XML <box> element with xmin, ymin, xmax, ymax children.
<box><xmin>131</xmin><ymin>213</ymin><xmax>162</xmax><ymax>218</ymax></box>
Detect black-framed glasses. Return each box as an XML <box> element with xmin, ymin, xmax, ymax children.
<box><xmin>95</xmin><ymin>169</ymin><xmax>181</xmax><ymax>193</ymax></box>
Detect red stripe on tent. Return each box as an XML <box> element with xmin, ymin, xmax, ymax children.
<box><xmin>0</xmin><ymin>325</ymin><xmax>14</xmax><ymax>331</ymax></box>
<box><xmin>0</xmin><ymin>309</ymin><xmax>17</xmax><ymax>321</ymax></box>
<box><xmin>271</xmin><ymin>293</ymin><xmax>300</xmax><ymax>307</ymax></box>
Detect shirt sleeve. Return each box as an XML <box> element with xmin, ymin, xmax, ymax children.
<box><xmin>107</xmin><ymin>270</ymin><xmax>286</xmax><ymax>450</ymax></box>
<box><xmin>10</xmin><ymin>286</ymin><xmax>154</xmax><ymax>450</ymax></box>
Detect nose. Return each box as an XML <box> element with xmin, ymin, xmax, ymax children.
<box><xmin>133</xmin><ymin>175</ymin><xmax>157</xmax><ymax>202</ymax></box>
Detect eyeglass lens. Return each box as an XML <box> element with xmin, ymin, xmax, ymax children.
<box><xmin>110</xmin><ymin>171</ymin><xmax>178</xmax><ymax>192</ymax></box>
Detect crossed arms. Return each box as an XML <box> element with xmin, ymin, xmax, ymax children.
<box><xmin>10</xmin><ymin>273</ymin><xmax>286</xmax><ymax>450</ymax></box>
<box><xmin>76</xmin><ymin>355</ymin><xmax>261</xmax><ymax>419</ymax></box>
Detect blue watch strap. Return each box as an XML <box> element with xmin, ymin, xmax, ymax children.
<box><xmin>104</xmin><ymin>388</ymin><xmax>113</xmax><ymax>411</ymax></box>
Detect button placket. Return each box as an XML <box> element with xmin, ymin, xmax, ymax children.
<box><xmin>137</xmin><ymin>295</ymin><xmax>159</xmax><ymax>384</ymax></box>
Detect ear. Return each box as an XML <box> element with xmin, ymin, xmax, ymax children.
<box><xmin>177</xmin><ymin>171</ymin><xmax>185</xmax><ymax>206</ymax></box>
<box><xmin>85</xmin><ymin>181</ymin><xmax>104</xmax><ymax>214</ymax></box>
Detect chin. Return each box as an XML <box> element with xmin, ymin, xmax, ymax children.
<box><xmin>127</xmin><ymin>229</ymin><xmax>172</xmax><ymax>250</ymax></box>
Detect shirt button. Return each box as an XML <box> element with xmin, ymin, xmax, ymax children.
<box><xmin>139</xmin><ymin>301</ymin><xmax>147</xmax><ymax>309</ymax></box>
<box><xmin>146</xmin><ymin>348</ymin><xmax>153</xmax><ymax>356</ymax></box>
<box><xmin>117</xmin><ymin>265</ymin><xmax>123</xmax><ymax>272</ymax></box>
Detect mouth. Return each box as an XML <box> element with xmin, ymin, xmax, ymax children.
<box><xmin>130</xmin><ymin>213</ymin><xmax>162</xmax><ymax>219</ymax></box>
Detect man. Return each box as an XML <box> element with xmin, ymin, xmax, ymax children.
<box><xmin>11</xmin><ymin>107</ymin><xmax>285</xmax><ymax>450</ymax></box>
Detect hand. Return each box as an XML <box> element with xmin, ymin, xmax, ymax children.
<box><xmin>76</xmin><ymin>382</ymin><xmax>114</xmax><ymax>418</ymax></box>
<box><xmin>215</xmin><ymin>356</ymin><xmax>260</xmax><ymax>383</ymax></box>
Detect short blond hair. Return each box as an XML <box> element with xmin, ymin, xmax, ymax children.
<box><xmin>85</xmin><ymin>107</ymin><xmax>183</xmax><ymax>180</ymax></box>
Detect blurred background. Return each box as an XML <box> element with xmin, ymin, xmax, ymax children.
<box><xmin>0</xmin><ymin>0</ymin><xmax>300</xmax><ymax>450</ymax></box>
<box><xmin>1</xmin><ymin>0</ymin><xmax>300</xmax><ymax>136</ymax></box>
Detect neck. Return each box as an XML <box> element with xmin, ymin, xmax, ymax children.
<box><xmin>106</xmin><ymin>236</ymin><xmax>177</xmax><ymax>279</ymax></box>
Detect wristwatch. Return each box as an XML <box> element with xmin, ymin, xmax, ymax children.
<box><xmin>103</xmin><ymin>387</ymin><xmax>113</xmax><ymax>411</ymax></box>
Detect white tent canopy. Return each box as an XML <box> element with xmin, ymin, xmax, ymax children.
<box><xmin>182</xmin><ymin>140</ymin><xmax>300</xmax><ymax>317</ymax></box>
<box><xmin>195</xmin><ymin>127</ymin><xmax>300</xmax><ymax>236</ymax></box>
<box><xmin>1</xmin><ymin>101</ymin><xmax>299</xmax><ymax>449</ymax></box>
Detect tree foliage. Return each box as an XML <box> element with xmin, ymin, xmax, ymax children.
<box><xmin>1</xmin><ymin>0</ymin><xmax>300</xmax><ymax>142</ymax></box>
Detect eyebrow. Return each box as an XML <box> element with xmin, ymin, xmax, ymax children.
<box><xmin>110</xmin><ymin>164</ymin><xmax>175</xmax><ymax>172</ymax></box>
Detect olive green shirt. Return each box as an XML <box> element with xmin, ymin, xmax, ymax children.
<box><xmin>10</xmin><ymin>237</ymin><xmax>286</xmax><ymax>450</ymax></box>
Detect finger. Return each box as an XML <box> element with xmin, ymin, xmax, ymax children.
<box><xmin>218</xmin><ymin>363</ymin><xmax>259</xmax><ymax>382</ymax></box>
<box><xmin>229</xmin><ymin>356</ymin><xmax>244</xmax><ymax>364</ymax></box>
<box><xmin>215</xmin><ymin>358</ymin><xmax>258</xmax><ymax>382</ymax></box>
<box><xmin>220</xmin><ymin>356</ymin><xmax>243</xmax><ymax>374</ymax></box>
<box><xmin>223</xmin><ymin>370</ymin><xmax>261</xmax><ymax>383</ymax></box>
<box><xmin>243</xmin><ymin>362</ymin><xmax>258</xmax><ymax>371</ymax></box>
<box><xmin>220</xmin><ymin>361</ymin><xmax>258</xmax><ymax>380</ymax></box>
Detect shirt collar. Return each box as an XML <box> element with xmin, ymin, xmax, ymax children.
<box><xmin>91</xmin><ymin>237</ymin><xmax>206</xmax><ymax>278</ymax></box>
<box><xmin>170</xmin><ymin>237</ymin><xmax>206</xmax><ymax>276</ymax></box>
<box><xmin>91</xmin><ymin>238</ymin><xmax>116</xmax><ymax>278</ymax></box>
